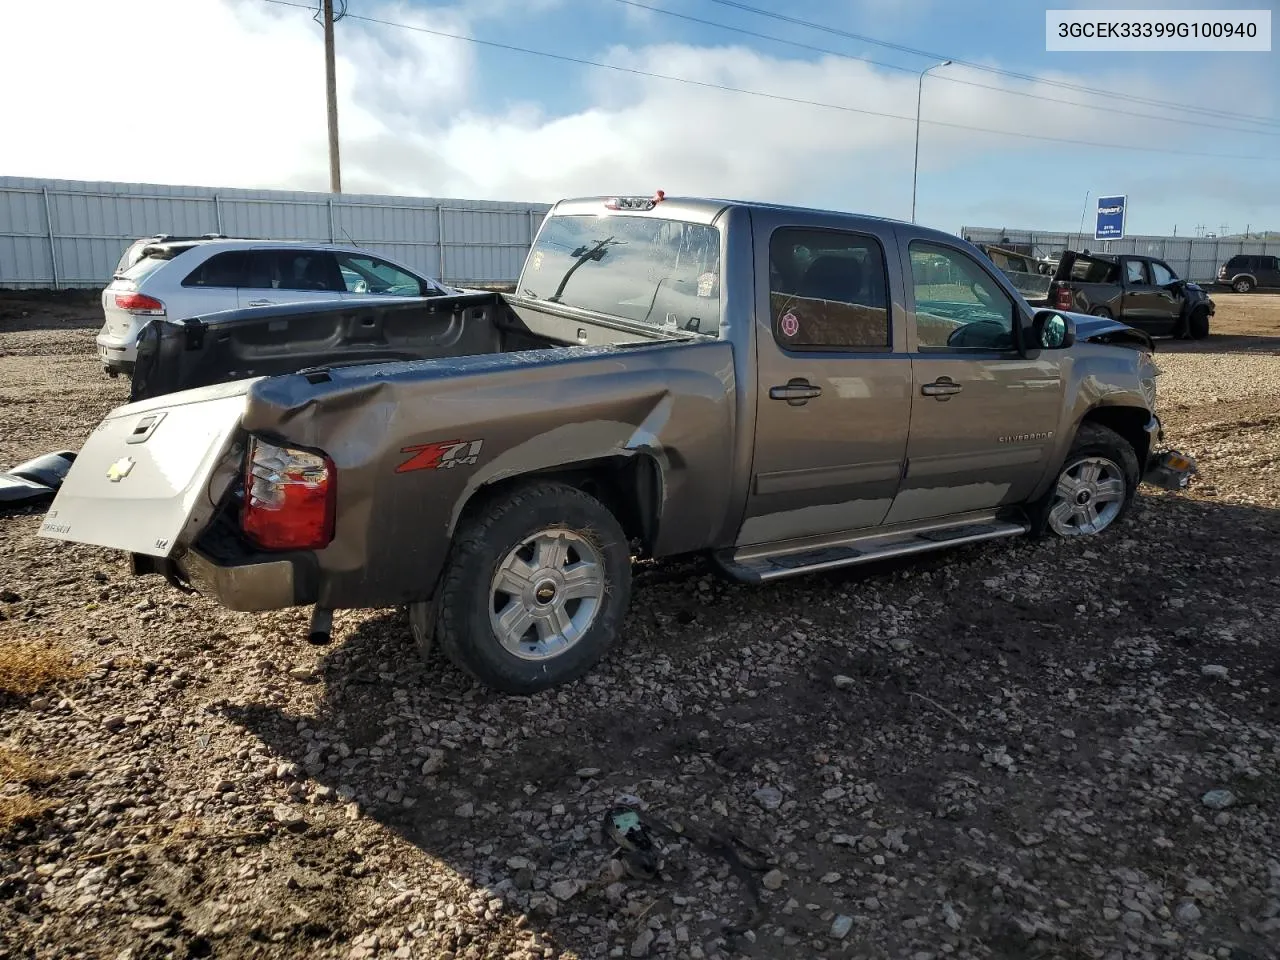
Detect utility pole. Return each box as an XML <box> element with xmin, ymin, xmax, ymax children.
<box><xmin>323</xmin><ymin>0</ymin><xmax>342</xmax><ymax>193</ymax></box>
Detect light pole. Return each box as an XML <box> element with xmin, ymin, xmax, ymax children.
<box><xmin>910</xmin><ymin>59</ymin><xmax>951</xmax><ymax>223</ymax></box>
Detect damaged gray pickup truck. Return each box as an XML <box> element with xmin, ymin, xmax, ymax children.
<box><xmin>39</xmin><ymin>194</ymin><xmax>1195</xmax><ymax>694</ymax></box>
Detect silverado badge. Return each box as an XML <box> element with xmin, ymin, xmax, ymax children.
<box><xmin>106</xmin><ymin>456</ymin><xmax>136</xmax><ymax>482</ymax></box>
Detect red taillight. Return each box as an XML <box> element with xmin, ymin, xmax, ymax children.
<box><xmin>242</xmin><ymin>439</ymin><xmax>336</xmax><ymax>551</ymax></box>
<box><xmin>113</xmin><ymin>292</ymin><xmax>166</xmax><ymax>314</ymax></box>
<box><xmin>1053</xmin><ymin>283</ymin><xmax>1073</xmax><ymax>310</ymax></box>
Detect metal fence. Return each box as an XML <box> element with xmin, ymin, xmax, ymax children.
<box><xmin>0</xmin><ymin>176</ymin><xmax>553</xmax><ymax>290</ymax></box>
<box><xmin>961</xmin><ymin>225</ymin><xmax>1280</xmax><ymax>284</ymax></box>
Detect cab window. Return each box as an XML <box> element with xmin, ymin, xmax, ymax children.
<box><xmin>908</xmin><ymin>241</ymin><xmax>1016</xmax><ymax>351</ymax></box>
<box><xmin>1149</xmin><ymin>261</ymin><xmax>1176</xmax><ymax>286</ymax></box>
<box><xmin>768</xmin><ymin>228</ymin><xmax>891</xmax><ymax>350</ymax></box>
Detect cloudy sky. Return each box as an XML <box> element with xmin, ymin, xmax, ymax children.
<box><xmin>1</xmin><ymin>0</ymin><xmax>1276</xmax><ymax>234</ymax></box>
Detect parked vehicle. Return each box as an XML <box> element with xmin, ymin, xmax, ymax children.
<box><xmin>42</xmin><ymin>193</ymin><xmax>1194</xmax><ymax>695</ymax></box>
<box><xmin>974</xmin><ymin>243</ymin><xmax>1052</xmax><ymax>301</ymax></box>
<box><xmin>96</xmin><ymin>239</ymin><xmax>456</xmax><ymax>377</ymax></box>
<box><xmin>1215</xmin><ymin>254</ymin><xmax>1280</xmax><ymax>293</ymax></box>
<box><xmin>1045</xmin><ymin>250</ymin><xmax>1215</xmax><ymax>339</ymax></box>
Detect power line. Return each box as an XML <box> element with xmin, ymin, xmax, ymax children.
<box><xmin>611</xmin><ymin>0</ymin><xmax>1280</xmax><ymax>139</ymax></box>
<box><xmin>257</xmin><ymin>0</ymin><xmax>1278</xmax><ymax>163</ymax></box>
<box><xmin>703</xmin><ymin>0</ymin><xmax>1280</xmax><ymax>130</ymax></box>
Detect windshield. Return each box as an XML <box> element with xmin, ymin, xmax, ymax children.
<box><xmin>519</xmin><ymin>214</ymin><xmax>722</xmax><ymax>337</ymax></box>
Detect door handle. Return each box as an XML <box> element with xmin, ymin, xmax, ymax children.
<box><xmin>921</xmin><ymin>378</ymin><xmax>963</xmax><ymax>399</ymax></box>
<box><xmin>246</xmin><ymin>299</ymin><xmax>274</xmax><ymax>307</ymax></box>
<box><xmin>769</xmin><ymin>379</ymin><xmax>823</xmax><ymax>405</ymax></box>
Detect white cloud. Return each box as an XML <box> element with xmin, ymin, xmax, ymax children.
<box><xmin>0</xmin><ymin>0</ymin><xmax>1274</xmax><ymax>229</ymax></box>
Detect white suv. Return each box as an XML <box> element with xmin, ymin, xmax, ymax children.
<box><xmin>96</xmin><ymin>239</ymin><xmax>455</xmax><ymax>376</ymax></box>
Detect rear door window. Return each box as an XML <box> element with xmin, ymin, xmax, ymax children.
<box><xmin>1069</xmin><ymin>256</ymin><xmax>1118</xmax><ymax>283</ymax></box>
<box><xmin>768</xmin><ymin>227</ymin><xmax>891</xmax><ymax>350</ymax></box>
<box><xmin>242</xmin><ymin>251</ymin><xmax>345</xmax><ymax>292</ymax></box>
<box><xmin>182</xmin><ymin>251</ymin><xmax>250</xmax><ymax>288</ymax></box>
<box><xmin>1124</xmin><ymin>260</ymin><xmax>1149</xmax><ymax>285</ymax></box>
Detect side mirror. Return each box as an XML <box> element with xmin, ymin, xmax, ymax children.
<box><xmin>1031</xmin><ymin>309</ymin><xmax>1076</xmax><ymax>349</ymax></box>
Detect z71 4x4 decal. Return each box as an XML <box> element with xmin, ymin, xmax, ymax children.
<box><xmin>395</xmin><ymin>439</ymin><xmax>484</xmax><ymax>473</ymax></box>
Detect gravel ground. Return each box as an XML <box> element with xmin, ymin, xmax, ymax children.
<box><xmin>2</xmin><ymin>291</ymin><xmax>1279</xmax><ymax>960</ymax></box>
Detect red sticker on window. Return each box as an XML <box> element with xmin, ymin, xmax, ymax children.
<box><xmin>780</xmin><ymin>311</ymin><xmax>799</xmax><ymax>337</ymax></box>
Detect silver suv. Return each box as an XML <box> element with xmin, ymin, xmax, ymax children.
<box><xmin>97</xmin><ymin>239</ymin><xmax>454</xmax><ymax>376</ymax></box>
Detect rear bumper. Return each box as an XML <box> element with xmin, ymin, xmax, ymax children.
<box><xmin>96</xmin><ymin>332</ymin><xmax>138</xmax><ymax>373</ymax></box>
<box><xmin>176</xmin><ymin>547</ymin><xmax>303</xmax><ymax>612</ymax></box>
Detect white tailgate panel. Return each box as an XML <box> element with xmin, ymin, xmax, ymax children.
<box><xmin>39</xmin><ymin>391</ymin><xmax>247</xmax><ymax>558</ymax></box>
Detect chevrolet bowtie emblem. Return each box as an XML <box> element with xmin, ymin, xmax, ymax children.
<box><xmin>106</xmin><ymin>456</ymin><xmax>136</xmax><ymax>482</ymax></box>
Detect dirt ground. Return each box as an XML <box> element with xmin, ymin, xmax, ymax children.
<box><xmin>2</xmin><ymin>290</ymin><xmax>1279</xmax><ymax>960</ymax></box>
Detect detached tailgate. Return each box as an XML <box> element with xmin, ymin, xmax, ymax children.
<box><xmin>38</xmin><ymin>380</ymin><xmax>253</xmax><ymax>558</ymax></box>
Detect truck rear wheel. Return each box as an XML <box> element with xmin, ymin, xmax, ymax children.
<box><xmin>1090</xmin><ymin>306</ymin><xmax>1113</xmax><ymax>319</ymax></box>
<box><xmin>434</xmin><ymin>482</ymin><xmax>632</xmax><ymax>695</ymax></box>
<box><xmin>1232</xmin><ymin>277</ymin><xmax>1254</xmax><ymax>293</ymax></box>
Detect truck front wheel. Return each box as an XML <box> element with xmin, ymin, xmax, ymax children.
<box><xmin>1187</xmin><ymin>307</ymin><xmax>1210</xmax><ymax>340</ymax></box>
<box><xmin>1033</xmin><ymin>423</ymin><xmax>1139</xmax><ymax>538</ymax></box>
<box><xmin>435</xmin><ymin>482</ymin><xmax>632</xmax><ymax>695</ymax></box>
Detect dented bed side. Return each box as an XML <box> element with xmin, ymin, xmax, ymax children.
<box><xmin>232</xmin><ymin>339</ymin><xmax>738</xmax><ymax>609</ymax></box>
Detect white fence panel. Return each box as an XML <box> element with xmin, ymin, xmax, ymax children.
<box><xmin>0</xmin><ymin>176</ymin><xmax>552</xmax><ymax>288</ymax></box>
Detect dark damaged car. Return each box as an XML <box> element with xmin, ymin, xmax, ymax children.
<box><xmin>1046</xmin><ymin>250</ymin><xmax>1215</xmax><ymax>339</ymax></box>
<box><xmin>39</xmin><ymin>194</ymin><xmax>1195</xmax><ymax>694</ymax></box>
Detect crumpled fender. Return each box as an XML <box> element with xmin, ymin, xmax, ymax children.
<box><xmin>1064</xmin><ymin>311</ymin><xmax>1154</xmax><ymax>351</ymax></box>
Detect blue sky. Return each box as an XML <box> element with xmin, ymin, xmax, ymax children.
<box><xmin>1</xmin><ymin>0</ymin><xmax>1277</xmax><ymax>235</ymax></box>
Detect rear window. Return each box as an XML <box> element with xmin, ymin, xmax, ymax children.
<box><xmin>519</xmin><ymin>214</ymin><xmax>721</xmax><ymax>336</ymax></box>
<box><xmin>119</xmin><ymin>245</ymin><xmax>194</xmax><ymax>284</ymax></box>
<box><xmin>1069</xmin><ymin>256</ymin><xmax>1118</xmax><ymax>283</ymax></box>
<box><xmin>1228</xmin><ymin>255</ymin><xmax>1253</xmax><ymax>268</ymax></box>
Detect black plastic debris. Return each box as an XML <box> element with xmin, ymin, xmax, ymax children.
<box><xmin>0</xmin><ymin>450</ymin><xmax>77</xmax><ymax>510</ymax></box>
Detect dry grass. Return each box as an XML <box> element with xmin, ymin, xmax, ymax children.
<box><xmin>0</xmin><ymin>794</ymin><xmax>56</xmax><ymax>834</ymax></box>
<box><xmin>0</xmin><ymin>638</ymin><xmax>81</xmax><ymax>696</ymax></box>
<box><xmin>0</xmin><ymin>746</ymin><xmax>62</xmax><ymax>787</ymax></box>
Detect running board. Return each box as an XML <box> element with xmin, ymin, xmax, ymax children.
<box><xmin>717</xmin><ymin>519</ymin><xmax>1029</xmax><ymax>583</ymax></box>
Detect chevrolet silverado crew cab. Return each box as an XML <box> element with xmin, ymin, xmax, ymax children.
<box><xmin>1045</xmin><ymin>250</ymin><xmax>1214</xmax><ymax>339</ymax></box>
<box><xmin>39</xmin><ymin>194</ymin><xmax>1193</xmax><ymax>695</ymax></box>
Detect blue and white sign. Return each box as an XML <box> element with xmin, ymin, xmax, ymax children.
<box><xmin>1095</xmin><ymin>195</ymin><xmax>1126</xmax><ymax>240</ymax></box>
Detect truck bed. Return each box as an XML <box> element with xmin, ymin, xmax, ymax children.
<box><xmin>129</xmin><ymin>292</ymin><xmax>667</xmax><ymax>402</ymax></box>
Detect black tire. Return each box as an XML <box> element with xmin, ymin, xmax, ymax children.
<box><xmin>435</xmin><ymin>481</ymin><xmax>632</xmax><ymax>695</ymax></box>
<box><xmin>1232</xmin><ymin>278</ymin><xmax>1254</xmax><ymax>294</ymax></box>
<box><xmin>1030</xmin><ymin>422</ymin><xmax>1139</xmax><ymax>538</ymax></box>
<box><xmin>1187</xmin><ymin>307</ymin><xmax>1210</xmax><ymax>340</ymax></box>
<box><xmin>1090</xmin><ymin>306</ymin><xmax>1113</xmax><ymax>319</ymax></box>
